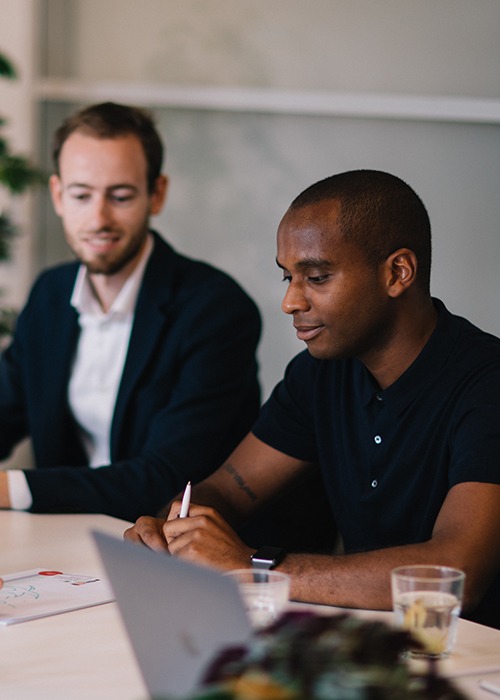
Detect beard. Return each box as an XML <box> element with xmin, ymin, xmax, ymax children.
<box><xmin>83</xmin><ymin>240</ymin><xmax>144</xmax><ymax>276</ymax></box>
<box><xmin>72</xmin><ymin>227</ymin><xmax>149</xmax><ymax>277</ymax></box>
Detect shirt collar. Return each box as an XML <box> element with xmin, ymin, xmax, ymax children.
<box><xmin>360</xmin><ymin>299</ymin><xmax>462</xmax><ymax>414</ymax></box>
<box><xmin>70</xmin><ymin>233</ymin><xmax>154</xmax><ymax>318</ymax></box>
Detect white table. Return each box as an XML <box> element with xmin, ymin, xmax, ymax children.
<box><xmin>0</xmin><ymin>512</ymin><xmax>148</xmax><ymax>700</ymax></box>
<box><xmin>1</xmin><ymin>512</ymin><xmax>500</xmax><ymax>699</ymax></box>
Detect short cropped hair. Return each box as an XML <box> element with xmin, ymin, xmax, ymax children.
<box><xmin>52</xmin><ymin>102</ymin><xmax>164</xmax><ymax>193</ymax></box>
<box><xmin>290</xmin><ymin>170</ymin><xmax>432</xmax><ymax>292</ymax></box>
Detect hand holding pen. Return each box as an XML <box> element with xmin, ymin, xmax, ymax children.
<box><xmin>165</xmin><ymin>491</ymin><xmax>254</xmax><ymax>570</ymax></box>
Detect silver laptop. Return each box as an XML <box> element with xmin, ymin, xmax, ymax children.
<box><xmin>92</xmin><ymin>531</ymin><xmax>252</xmax><ymax>699</ymax></box>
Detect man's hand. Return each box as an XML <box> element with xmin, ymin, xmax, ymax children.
<box><xmin>163</xmin><ymin>501</ymin><xmax>255</xmax><ymax>571</ymax></box>
<box><xmin>123</xmin><ymin>516</ymin><xmax>169</xmax><ymax>552</ymax></box>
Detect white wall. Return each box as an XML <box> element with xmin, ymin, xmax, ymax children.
<box><xmin>70</xmin><ymin>0</ymin><xmax>500</xmax><ymax>97</ymax></box>
<box><xmin>5</xmin><ymin>0</ymin><xmax>500</xmax><ymax>399</ymax></box>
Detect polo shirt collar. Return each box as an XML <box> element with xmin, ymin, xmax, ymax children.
<box><xmin>359</xmin><ymin>299</ymin><xmax>462</xmax><ymax>414</ymax></box>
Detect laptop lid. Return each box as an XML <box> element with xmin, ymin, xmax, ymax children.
<box><xmin>92</xmin><ymin>530</ymin><xmax>252</xmax><ymax>699</ymax></box>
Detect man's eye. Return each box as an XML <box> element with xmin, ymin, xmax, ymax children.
<box><xmin>309</xmin><ymin>275</ymin><xmax>329</xmax><ymax>284</ymax></box>
<box><xmin>69</xmin><ymin>191</ymin><xmax>90</xmax><ymax>199</ymax></box>
<box><xmin>111</xmin><ymin>195</ymin><xmax>133</xmax><ymax>204</ymax></box>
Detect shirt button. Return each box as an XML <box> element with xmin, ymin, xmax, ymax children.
<box><xmin>374</xmin><ymin>435</ymin><xmax>382</xmax><ymax>444</ymax></box>
<box><xmin>375</xmin><ymin>394</ymin><xmax>383</xmax><ymax>401</ymax></box>
<box><xmin>371</xmin><ymin>479</ymin><xmax>378</xmax><ymax>488</ymax></box>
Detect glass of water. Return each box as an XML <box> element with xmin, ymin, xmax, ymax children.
<box><xmin>223</xmin><ymin>569</ymin><xmax>290</xmax><ymax>630</ymax></box>
<box><xmin>391</xmin><ymin>565</ymin><xmax>465</xmax><ymax>658</ymax></box>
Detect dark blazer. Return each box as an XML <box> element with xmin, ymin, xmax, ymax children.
<box><xmin>0</xmin><ymin>232</ymin><xmax>261</xmax><ymax>521</ymax></box>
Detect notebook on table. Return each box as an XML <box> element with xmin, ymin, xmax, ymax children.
<box><xmin>92</xmin><ymin>530</ymin><xmax>252</xmax><ymax>699</ymax></box>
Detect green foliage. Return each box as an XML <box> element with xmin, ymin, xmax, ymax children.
<box><xmin>0</xmin><ymin>306</ymin><xmax>17</xmax><ymax>338</ymax></box>
<box><xmin>0</xmin><ymin>53</ymin><xmax>16</xmax><ymax>79</ymax></box>
<box><xmin>169</xmin><ymin>611</ymin><xmax>467</xmax><ymax>700</ymax></box>
<box><xmin>0</xmin><ymin>211</ymin><xmax>15</xmax><ymax>261</ymax></box>
<box><xmin>0</xmin><ymin>150</ymin><xmax>45</xmax><ymax>194</ymax></box>
<box><xmin>0</xmin><ymin>50</ymin><xmax>44</xmax><ymax>337</ymax></box>
<box><xmin>0</xmin><ymin>51</ymin><xmax>43</xmax><ymax>200</ymax></box>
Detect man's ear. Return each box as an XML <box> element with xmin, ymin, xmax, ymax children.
<box><xmin>150</xmin><ymin>175</ymin><xmax>169</xmax><ymax>216</ymax></box>
<box><xmin>48</xmin><ymin>174</ymin><xmax>64</xmax><ymax>217</ymax></box>
<box><xmin>385</xmin><ymin>248</ymin><xmax>418</xmax><ymax>298</ymax></box>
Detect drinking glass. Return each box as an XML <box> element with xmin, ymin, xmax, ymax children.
<box><xmin>223</xmin><ymin>568</ymin><xmax>290</xmax><ymax>629</ymax></box>
<box><xmin>391</xmin><ymin>565</ymin><xmax>465</xmax><ymax>658</ymax></box>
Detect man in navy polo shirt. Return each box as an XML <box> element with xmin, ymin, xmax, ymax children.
<box><xmin>127</xmin><ymin>170</ymin><xmax>500</xmax><ymax>628</ymax></box>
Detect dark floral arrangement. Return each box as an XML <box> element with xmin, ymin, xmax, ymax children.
<box><xmin>169</xmin><ymin>611</ymin><xmax>467</xmax><ymax>700</ymax></box>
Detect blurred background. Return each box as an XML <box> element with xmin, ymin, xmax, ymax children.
<box><xmin>1</xmin><ymin>0</ymin><xmax>500</xmax><ymax>399</ymax></box>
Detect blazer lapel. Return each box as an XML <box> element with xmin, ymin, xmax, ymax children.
<box><xmin>36</xmin><ymin>266</ymin><xmax>82</xmax><ymax>462</ymax></box>
<box><xmin>45</xmin><ymin>271</ymin><xmax>81</xmax><ymax>414</ymax></box>
<box><xmin>110</xmin><ymin>233</ymin><xmax>175</xmax><ymax>454</ymax></box>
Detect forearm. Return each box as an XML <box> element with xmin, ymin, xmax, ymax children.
<box><xmin>190</xmin><ymin>470</ymin><xmax>255</xmax><ymax>528</ymax></box>
<box><xmin>282</xmin><ymin>481</ymin><xmax>500</xmax><ymax>614</ymax></box>
<box><xmin>280</xmin><ymin>544</ymin><xmax>438</xmax><ymax>611</ymax></box>
<box><xmin>187</xmin><ymin>434</ymin><xmax>311</xmax><ymax>527</ymax></box>
<box><xmin>159</xmin><ymin>471</ymin><xmax>255</xmax><ymax>524</ymax></box>
<box><xmin>280</xmin><ymin>535</ymin><xmax>492</xmax><ymax>613</ymax></box>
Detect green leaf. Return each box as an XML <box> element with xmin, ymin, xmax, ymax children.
<box><xmin>0</xmin><ymin>307</ymin><xmax>17</xmax><ymax>337</ymax></box>
<box><xmin>0</xmin><ymin>212</ymin><xmax>16</xmax><ymax>260</ymax></box>
<box><xmin>0</xmin><ymin>154</ymin><xmax>45</xmax><ymax>193</ymax></box>
<box><xmin>0</xmin><ymin>53</ymin><xmax>16</xmax><ymax>79</ymax></box>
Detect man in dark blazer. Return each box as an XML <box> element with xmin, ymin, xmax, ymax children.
<box><xmin>0</xmin><ymin>102</ymin><xmax>261</xmax><ymax>522</ymax></box>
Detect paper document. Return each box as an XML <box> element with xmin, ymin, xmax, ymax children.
<box><xmin>0</xmin><ymin>568</ymin><xmax>114</xmax><ymax>625</ymax></box>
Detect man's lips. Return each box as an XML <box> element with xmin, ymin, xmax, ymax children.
<box><xmin>82</xmin><ymin>234</ymin><xmax>121</xmax><ymax>252</ymax></box>
<box><xmin>294</xmin><ymin>324</ymin><xmax>324</xmax><ymax>341</ymax></box>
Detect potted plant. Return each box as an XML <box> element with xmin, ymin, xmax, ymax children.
<box><xmin>171</xmin><ymin>611</ymin><xmax>467</xmax><ymax>700</ymax></box>
<box><xmin>0</xmin><ymin>51</ymin><xmax>44</xmax><ymax>339</ymax></box>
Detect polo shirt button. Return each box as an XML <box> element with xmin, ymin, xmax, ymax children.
<box><xmin>371</xmin><ymin>479</ymin><xmax>378</xmax><ymax>488</ymax></box>
<box><xmin>374</xmin><ymin>435</ymin><xmax>382</xmax><ymax>444</ymax></box>
<box><xmin>375</xmin><ymin>394</ymin><xmax>383</xmax><ymax>401</ymax></box>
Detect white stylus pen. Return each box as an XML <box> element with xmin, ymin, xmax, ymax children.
<box><xmin>179</xmin><ymin>481</ymin><xmax>191</xmax><ymax>518</ymax></box>
<box><xmin>479</xmin><ymin>681</ymin><xmax>500</xmax><ymax>696</ymax></box>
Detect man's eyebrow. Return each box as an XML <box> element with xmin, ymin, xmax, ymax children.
<box><xmin>67</xmin><ymin>182</ymin><xmax>93</xmax><ymax>189</ymax></box>
<box><xmin>66</xmin><ymin>183</ymin><xmax>138</xmax><ymax>191</ymax></box>
<box><xmin>275</xmin><ymin>257</ymin><xmax>333</xmax><ymax>270</ymax></box>
<box><xmin>107</xmin><ymin>184</ymin><xmax>138</xmax><ymax>191</ymax></box>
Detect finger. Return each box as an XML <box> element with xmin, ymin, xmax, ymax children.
<box><xmin>124</xmin><ymin>516</ymin><xmax>169</xmax><ymax>552</ymax></box>
<box><xmin>123</xmin><ymin>525</ymin><xmax>142</xmax><ymax>543</ymax></box>
<box><xmin>163</xmin><ymin>512</ymin><xmax>197</xmax><ymax>544</ymax></box>
<box><xmin>168</xmin><ymin>536</ymin><xmax>205</xmax><ymax>561</ymax></box>
<box><xmin>166</xmin><ymin>500</ymin><xmax>183</xmax><ymax>520</ymax></box>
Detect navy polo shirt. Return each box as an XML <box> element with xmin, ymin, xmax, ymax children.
<box><xmin>252</xmin><ymin>299</ymin><xmax>500</xmax><ymax>627</ymax></box>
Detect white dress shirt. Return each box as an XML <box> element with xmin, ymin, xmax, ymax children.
<box><xmin>8</xmin><ymin>234</ymin><xmax>153</xmax><ymax>510</ymax></box>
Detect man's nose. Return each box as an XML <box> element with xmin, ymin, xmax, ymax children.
<box><xmin>89</xmin><ymin>196</ymin><xmax>112</xmax><ymax>230</ymax></box>
<box><xmin>281</xmin><ymin>282</ymin><xmax>309</xmax><ymax>315</ymax></box>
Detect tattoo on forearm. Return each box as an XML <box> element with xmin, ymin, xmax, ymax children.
<box><xmin>223</xmin><ymin>463</ymin><xmax>258</xmax><ymax>502</ymax></box>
